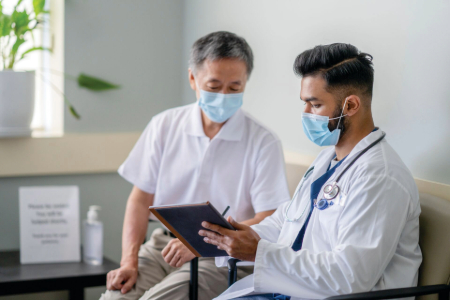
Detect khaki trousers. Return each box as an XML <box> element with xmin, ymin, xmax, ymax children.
<box><xmin>100</xmin><ymin>228</ymin><xmax>253</xmax><ymax>300</ymax></box>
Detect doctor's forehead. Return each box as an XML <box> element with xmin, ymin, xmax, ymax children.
<box><xmin>300</xmin><ymin>75</ymin><xmax>328</xmax><ymax>101</ymax></box>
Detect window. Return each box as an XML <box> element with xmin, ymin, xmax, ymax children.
<box><xmin>2</xmin><ymin>0</ymin><xmax>64</xmax><ymax>137</ymax></box>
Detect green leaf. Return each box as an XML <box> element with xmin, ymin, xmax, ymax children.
<box><xmin>0</xmin><ymin>14</ymin><xmax>11</xmax><ymax>37</ymax></box>
<box><xmin>11</xmin><ymin>10</ymin><xmax>29</xmax><ymax>36</ymax></box>
<box><xmin>14</xmin><ymin>0</ymin><xmax>24</xmax><ymax>9</ymax></box>
<box><xmin>77</xmin><ymin>73</ymin><xmax>120</xmax><ymax>91</ymax></box>
<box><xmin>69</xmin><ymin>105</ymin><xmax>81</xmax><ymax>120</ymax></box>
<box><xmin>33</xmin><ymin>0</ymin><xmax>45</xmax><ymax>16</ymax></box>
<box><xmin>18</xmin><ymin>46</ymin><xmax>50</xmax><ymax>61</ymax></box>
<box><xmin>13</xmin><ymin>0</ymin><xmax>23</xmax><ymax>15</ymax></box>
<box><xmin>11</xmin><ymin>37</ymin><xmax>25</xmax><ymax>53</ymax></box>
<box><xmin>7</xmin><ymin>37</ymin><xmax>25</xmax><ymax>68</ymax></box>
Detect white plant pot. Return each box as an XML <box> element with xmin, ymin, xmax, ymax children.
<box><xmin>0</xmin><ymin>70</ymin><xmax>35</xmax><ymax>137</ymax></box>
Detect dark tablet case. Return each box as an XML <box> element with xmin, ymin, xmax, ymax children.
<box><xmin>149</xmin><ymin>202</ymin><xmax>235</xmax><ymax>257</ymax></box>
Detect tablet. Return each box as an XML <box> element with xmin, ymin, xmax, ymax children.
<box><xmin>149</xmin><ymin>202</ymin><xmax>235</xmax><ymax>257</ymax></box>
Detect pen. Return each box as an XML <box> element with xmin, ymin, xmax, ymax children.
<box><xmin>222</xmin><ymin>205</ymin><xmax>230</xmax><ymax>217</ymax></box>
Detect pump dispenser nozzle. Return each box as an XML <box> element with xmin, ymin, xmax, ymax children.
<box><xmin>87</xmin><ymin>205</ymin><xmax>101</xmax><ymax>223</ymax></box>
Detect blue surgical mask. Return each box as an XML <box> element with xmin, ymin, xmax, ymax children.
<box><xmin>301</xmin><ymin>98</ymin><xmax>348</xmax><ymax>147</ymax></box>
<box><xmin>197</xmin><ymin>89</ymin><xmax>243</xmax><ymax>123</ymax></box>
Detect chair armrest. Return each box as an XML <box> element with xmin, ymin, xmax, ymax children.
<box><xmin>227</xmin><ymin>258</ymin><xmax>241</xmax><ymax>269</ymax></box>
<box><xmin>189</xmin><ymin>257</ymin><xmax>199</xmax><ymax>300</ymax></box>
<box><xmin>227</xmin><ymin>258</ymin><xmax>241</xmax><ymax>287</ymax></box>
<box><xmin>325</xmin><ymin>284</ymin><xmax>450</xmax><ymax>300</ymax></box>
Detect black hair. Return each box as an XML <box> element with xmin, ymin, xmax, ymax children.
<box><xmin>293</xmin><ymin>43</ymin><xmax>374</xmax><ymax>100</ymax></box>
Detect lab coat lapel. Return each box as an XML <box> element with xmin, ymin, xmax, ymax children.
<box><xmin>342</xmin><ymin>129</ymin><xmax>384</xmax><ymax>164</ymax></box>
<box><xmin>327</xmin><ymin>129</ymin><xmax>385</xmax><ymax>176</ymax></box>
<box><xmin>309</xmin><ymin>150</ymin><xmax>336</xmax><ymax>184</ymax></box>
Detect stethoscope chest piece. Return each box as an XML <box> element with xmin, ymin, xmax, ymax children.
<box><xmin>323</xmin><ymin>182</ymin><xmax>340</xmax><ymax>200</ymax></box>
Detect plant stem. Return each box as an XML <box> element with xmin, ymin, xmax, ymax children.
<box><xmin>37</xmin><ymin>71</ymin><xmax>80</xmax><ymax>119</ymax></box>
<box><xmin>14</xmin><ymin>68</ymin><xmax>77</xmax><ymax>81</ymax></box>
<box><xmin>46</xmin><ymin>68</ymin><xmax>78</xmax><ymax>81</ymax></box>
<box><xmin>37</xmin><ymin>72</ymin><xmax>67</xmax><ymax>104</ymax></box>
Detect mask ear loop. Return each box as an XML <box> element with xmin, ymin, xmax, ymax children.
<box><xmin>324</xmin><ymin>97</ymin><xmax>350</xmax><ymax>195</ymax></box>
<box><xmin>331</xmin><ymin>97</ymin><xmax>349</xmax><ymax>130</ymax></box>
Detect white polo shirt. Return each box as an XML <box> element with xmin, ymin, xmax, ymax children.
<box><xmin>118</xmin><ymin>103</ymin><xmax>290</xmax><ymax>222</ymax></box>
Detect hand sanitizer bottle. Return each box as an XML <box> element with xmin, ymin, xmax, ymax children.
<box><xmin>83</xmin><ymin>205</ymin><xmax>103</xmax><ymax>265</ymax></box>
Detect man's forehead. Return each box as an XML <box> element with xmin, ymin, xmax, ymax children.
<box><xmin>197</xmin><ymin>59</ymin><xmax>248</xmax><ymax>82</ymax></box>
<box><xmin>203</xmin><ymin>58</ymin><xmax>246</xmax><ymax>71</ymax></box>
<box><xmin>300</xmin><ymin>75</ymin><xmax>327</xmax><ymax>100</ymax></box>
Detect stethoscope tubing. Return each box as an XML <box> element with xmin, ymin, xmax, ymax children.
<box><xmin>284</xmin><ymin>166</ymin><xmax>314</xmax><ymax>222</ymax></box>
<box><xmin>335</xmin><ymin>132</ymin><xmax>386</xmax><ymax>183</ymax></box>
<box><xmin>285</xmin><ymin>131</ymin><xmax>386</xmax><ymax>221</ymax></box>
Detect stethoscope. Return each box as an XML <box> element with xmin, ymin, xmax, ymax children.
<box><xmin>284</xmin><ymin>132</ymin><xmax>386</xmax><ymax>222</ymax></box>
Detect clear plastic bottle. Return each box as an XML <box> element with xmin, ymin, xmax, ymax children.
<box><xmin>83</xmin><ymin>205</ymin><xmax>103</xmax><ymax>265</ymax></box>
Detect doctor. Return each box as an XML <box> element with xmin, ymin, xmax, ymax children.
<box><xmin>199</xmin><ymin>43</ymin><xmax>422</xmax><ymax>300</ymax></box>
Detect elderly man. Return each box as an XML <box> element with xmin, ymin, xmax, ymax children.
<box><xmin>200</xmin><ymin>43</ymin><xmax>422</xmax><ymax>300</ymax></box>
<box><xmin>100</xmin><ymin>31</ymin><xmax>290</xmax><ymax>300</ymax></box>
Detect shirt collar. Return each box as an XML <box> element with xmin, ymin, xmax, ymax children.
<box><xmin>184</xmin><ymin>104</ymin><xmax>206</xmax><ymax>137</ymax></box>
<box><xmin>340</xmin><ymin>127</ymin><xmax>385</xmax><ymax>165</ymax></box>
<box><xmin>184</xmin><ymin>103</ymin><xmax>245</xmax><ymax>141</ymax></box>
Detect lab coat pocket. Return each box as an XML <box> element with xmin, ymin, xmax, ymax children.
<box><xmin>317</xmin><ymin>201</ymin><xmax>344</xmax><ymax>247</ymax></box>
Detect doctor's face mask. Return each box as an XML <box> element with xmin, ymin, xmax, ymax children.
<box><xmin>301</xmin><ymin>97</ymin><xmax>348</xmax><ymax>147</ymax></box>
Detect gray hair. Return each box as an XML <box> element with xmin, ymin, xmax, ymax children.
<box><xmin>189</xmin><ymin>31</ymin><xmax>254</xmax><ymax>77</ymax></box>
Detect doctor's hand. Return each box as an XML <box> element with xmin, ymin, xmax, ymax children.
<box><xmin>161</xmin><ymin>238</ymin><xmax>196</xmax><ymax>267</ymax></box>
<box><xmin>106</xmin><ymin>264</ymin><xmax>138</xmax><ymax>294</ymax></box>
<box><xmin>199</xmin><ymin>216</ymin><xmax>261</xmax><ymax>262</ymax></box>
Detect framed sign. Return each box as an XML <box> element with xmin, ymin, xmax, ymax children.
<box><xmin>19</xmin><ymin>186</ymin><xmax>80</xmax><ymax>264</ymax></box>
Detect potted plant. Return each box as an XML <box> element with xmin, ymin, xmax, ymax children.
<box><xmin>0</xmin><ymin>0</ymin><xmax>119</xmax><ymax>137</ymax></box>
<box><xmin>0</xmin><ymin>0</ymin><xmax>47</xmax><ymax>137</ymax></box>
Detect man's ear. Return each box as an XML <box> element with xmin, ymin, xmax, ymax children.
<box><xmin>345</xmin><ymin>95</ymin><xmax>361</xmax><ymax>117</ymax></box>
<box><xmin>188</xmin><ymin>69</ymin><xmax>196</xmax><ymax>91</ymax></box>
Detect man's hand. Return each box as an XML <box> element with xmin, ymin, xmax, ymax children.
<box><xmin>161</xmin><ymin>238</ymin><xmax>196</xmax><ymax>267</ymax></box>
<box><xmin>106</xmin><ymin>264</ymin><xmax>138</xmax><ymax>294</ymax></box>
<box><xmin>199</xmin><ymin>216</ymin><xmax>261</xmax><ymax>262</ymax></box>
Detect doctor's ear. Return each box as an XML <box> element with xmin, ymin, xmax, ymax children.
<box><xmin>343</xmin><ymin>95</ymin><xmax>361</xmax><ymax>117</ymax></box>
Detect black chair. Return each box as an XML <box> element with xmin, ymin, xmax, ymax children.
<box><xmin>189</xmin><ymin>257</ymin><xmax>199</xmax><ymax>300</ymax></box>
<box><xmin>227</xmin><ymin>193</ymin><xmax>450</xmax><ymax>300</ymax></box>
<box><xmin>227</xmin><ymin>258</ymin><xmax>241</xmax><ymax>287</ymax></box>
<box><xmin>147</xmin><ymin>220</ymin><xmax>199</xmax><ymax>300</ymax></box>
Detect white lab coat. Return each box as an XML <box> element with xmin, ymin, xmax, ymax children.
<box><xmin>215</xmin><ymin>129</ymin><xmax>422</xmax><ymax>300</ymax></box>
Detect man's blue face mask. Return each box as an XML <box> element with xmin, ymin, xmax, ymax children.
<box><xmin>301</xmin><ymin>98</ymin><xmax>348</xmax><ymax>147</ymax></box>
<box><xmin>197</xmin><ymin>86</ymin><xmax>243</xmax><ymax>124</ymax></box>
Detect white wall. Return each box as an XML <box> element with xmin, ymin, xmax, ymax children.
<box><xmin>181</xmin><ymin>0</ymin><xmax>450</xmax><ymax>185</ymax></box>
